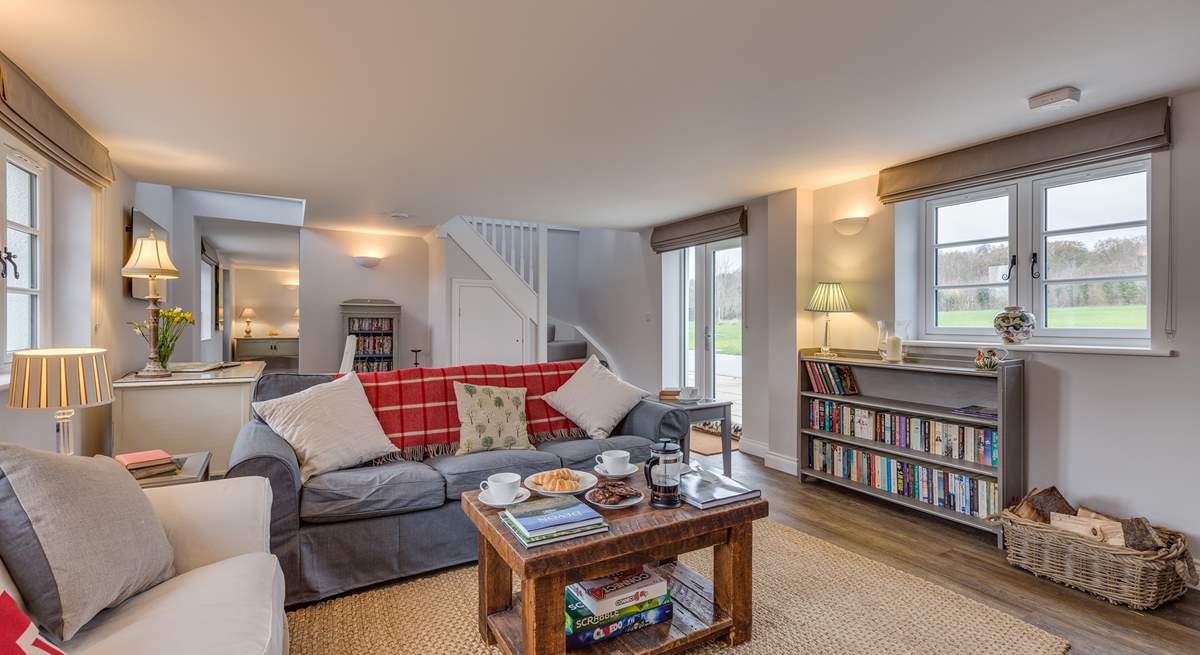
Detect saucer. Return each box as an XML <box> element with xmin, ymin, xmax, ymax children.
<box><xmin>479</xmin><ymin>487</ymin><xmax>531</xmax><ymax>508</ymax></box>
<box><xmin>594</xmin><ymin>463</ymin><xmax>637</xmax><ymax>480</ymax></box>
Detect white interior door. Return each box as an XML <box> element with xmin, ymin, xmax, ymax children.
<box><xmin>453</xmin><ymin>280</ymin><xmax>526</xmax><ymax>365</ymax></box>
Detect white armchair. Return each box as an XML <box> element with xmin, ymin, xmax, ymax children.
<box><xmin>0</xmin><ymin>477</ymin><xmax>288</xmax><ymax>655</ymax></box>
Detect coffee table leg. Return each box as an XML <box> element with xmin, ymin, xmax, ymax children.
<box><xmin>714</xmin><ymin>523</ymin><xmax>753</xmax><ymax>645</ymax></box>
<box><xmin>522</xmin><ymin>572</ymin><xmax>565</xmax><ymax>655</ymax></box>
<box><xmin>478</xmin><ymin>538</ymin><xmax>512</xmax><ymax>644</ymax></box>
<box><xmin>721</xmin><ymin>405</ymin><xmax>732</xmax><ymax>477</ymax></box>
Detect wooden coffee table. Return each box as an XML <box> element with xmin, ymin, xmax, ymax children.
<box><xmin>462</xmin><ymin>465</ymin><xmax>768</xmax><ymax>655</ymax></box>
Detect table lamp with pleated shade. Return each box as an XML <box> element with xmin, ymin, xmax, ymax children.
<box><xmin>7</xmin><ymin>348</ymin><xmax>112</xmax><ymax>454</ymax></box>
<box><xmin>122</xmin><ymin>229</ymin><xmax>179</xmax><ymax>378</ymax></box>
<box><xmin>805</xmin><ymin>282</ymin><xmax>853</xmax><ymax>357</ymax></box>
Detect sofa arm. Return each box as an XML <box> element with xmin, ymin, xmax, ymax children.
<box><xmin>144</xmin><ymin>477</ymin><xmax>271</xmax><ymax>575</ymax></box>
<box><xmin>614</xmin><ymin>399</ymin><xmax>689</xmax><ymax>443</ymax></box>
<box><xmin>226</xmin><ymin>420</ymin><xmax>302</xmax><ymax>588</ymax></box>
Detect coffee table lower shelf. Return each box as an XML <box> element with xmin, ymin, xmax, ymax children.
<box><xmin>486</xmin><ymin>562</ymin><xmax>732</xmax><ymax>655</ymax></box>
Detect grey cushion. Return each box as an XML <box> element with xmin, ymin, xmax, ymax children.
<box><xmin>301</xmin><ymin>461</ymin><xmax>445</xmax><ymax>523</ymax></box>
<box><xmin>0</xmin><ymin>445</ymin><xmax>175</xmax><ymax>641</ymax></box>
<box><xmin>426</xmin><ymin>449</ymin><xmax>560</xmax><ymax>499</ymax></box>
<box><xmin>536</xmin><ymin>435</ymin><xmax>655</xmax><ymax>470</ymax></box>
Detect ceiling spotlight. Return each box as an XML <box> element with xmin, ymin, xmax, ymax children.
<box><xmin>389</xmin><ymin>212</ymin><xmax>411</xmax><ymax>220</ymax></box>
<box><xmin>1028</xmin><ymin>87</ymin><xmax>1080</xmax><ymax>111</ymax></box>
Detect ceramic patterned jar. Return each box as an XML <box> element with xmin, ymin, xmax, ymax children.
<box><xmin>993</xmin><ymin>305</ymin><xmax>1035</xmax><ymax>344</ymax></box>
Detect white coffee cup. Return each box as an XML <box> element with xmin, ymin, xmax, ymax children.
<box><xmin>479</xmin><ymin>472</ymin><xmax>522</xmax><ymax>503</ymax></box>
<box><xmin>595</xmin><ymin>450</ymin><xmax>632</xmax><ymax>474</ymax></box>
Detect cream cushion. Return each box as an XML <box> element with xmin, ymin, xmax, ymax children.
<box><xmin>252</xmin><ymin>372</ymin><xmax>398</xmax><ymax>482</ymax></box>
<box><xmin>542</xmin><ymin>356</ymin><xmax>648</xmax><ymax>439</ymax></box>
<box><xmin>65</xmin><ymin>552</ymin><xmax>286</xmax><ymax>655</ymax></box>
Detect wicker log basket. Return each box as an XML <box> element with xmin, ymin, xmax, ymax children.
<box><xmin>997</xmin><ymin>509</ymin><xmax>1199</xmax><ymax>610</ymax></box>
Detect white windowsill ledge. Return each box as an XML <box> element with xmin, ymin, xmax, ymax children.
<box><xmin>906</xmin><ymin>340</ymin><xmax>1177</xmax><ymax>357</ymax></box>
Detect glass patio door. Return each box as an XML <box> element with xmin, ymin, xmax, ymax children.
<box><xmin>676</xmin><ymin>240</ymin><xmax>742</xmax><ymax>417</ymax></box>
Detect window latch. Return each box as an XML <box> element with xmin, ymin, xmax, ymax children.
<box><xmin>1030</xmin><ymin>252</ymin><xmax>1041</xmax><ymax>279</ymax></box>
<box><xmin>0</xmin><ymin>247</ymin><xmax>16</xmax><ymax>280</ymax></box>
<box><xmin>1001</xmin><ymin>254</ymin><xmax>1016</xmax><ymax>281</ymax></box>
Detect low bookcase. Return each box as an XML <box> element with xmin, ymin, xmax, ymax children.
<box><xmin>798</xmin><ymin>348</ymin><xmax>1024</xmax><ymax>547</ymax></box>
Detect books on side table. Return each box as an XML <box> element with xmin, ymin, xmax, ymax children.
<box><xmin>500</xmin><ymin>496</ymin><xmax>608</xmax><ymax>547</ymax></box>
<box><xmin>114</xmin><ymin>449</ymin><xmax>181</xmax><ymax>480</ymax></box>
<box><xmin>565</xmin><ymin>565</ymin><xmax>673</xmax><ymax>649</ymax></box>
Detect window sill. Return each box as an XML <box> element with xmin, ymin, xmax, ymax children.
<box><xmin>906</xmin><ymin>339</ymin><xmax>1176</xmax><ymax>357</ymax></box>
<box><xmin>0</xmin><ymin>372</ymin><xmax>9</xmax><ymax>392</ymax></box>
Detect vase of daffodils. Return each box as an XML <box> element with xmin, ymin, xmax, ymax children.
<box><xmin>129</xmin><ymin>306</ymin><xmax>195</xmax><ymax>370</ymax></box>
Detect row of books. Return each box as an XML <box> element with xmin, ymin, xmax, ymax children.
<box><xmin>804</xmin><ymin>361</ymin><xmax>859</xmax><ymax>395</ymax></box>
<box><xmin>347</xmin><ymin>317</ymin><xmax>393</xmax><ymax>332</ymax></box>
<box><xmin>807</xmin><ymin>399</ymin><xmax>1000</xmax><ymax>467</ymax></box>
<box><xmin>810</xmin><ymin>438</ymin><xmax>999</xmax><ymax>519</ymax></box>
<box><xmin>566</xmin><ymin>566</ymin><xmax>672</xmax><ymax>649</ymax></box>
<box><xmin>113</xmin><ymin>449</ymin><xmax>181</xmax><ymax>480</ymax></box>
<box><xmin>354</xmin><ymin>335</ymin><xmax>393</xmax><ymax>356</ymax></box>
<box><xmin>351</xmin><ymin>359</ymin><xmax>394</xmax><ymax>373</ymax></box>
<box><xmin>500</xmin><ymin>496</ymin><xmax>608</xmax><ymax>548</ymax></box>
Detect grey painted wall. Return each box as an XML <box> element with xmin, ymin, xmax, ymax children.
<box><xmin>298</xmin><ymin>228</ymin><xmax>431</xmax><ymax>373</ymax></box>
<box><xmin>546</xmin><ymin>228</ymin><xmax>581</xmax><ymax>326</ymax></box>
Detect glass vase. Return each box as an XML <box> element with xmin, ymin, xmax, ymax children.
<box><xmin>876</xmin><ymin>320</ymin><xmax>910</xmax><ymax>362</ymax></box>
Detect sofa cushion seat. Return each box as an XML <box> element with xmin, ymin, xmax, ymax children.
<box><xmin>65</xmin><ymin>552</ymin><xmax>286</xmax><ymax>655</ymax></box>
<box><xmin>426</xmin><ymin>449</ymin><xmax>560</xmax><ymax>499</ymax></box>
<box><xmin>301</xmin><ymin>461</ymin><xmax>445</xmax><ymax>523</ymax></box>
<box><xmin>536</xmin><ymin>435</ymin><xmax>655</xmax><ymax>470</ymax></box>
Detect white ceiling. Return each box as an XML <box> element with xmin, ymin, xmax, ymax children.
<box><xmin>3</xmin><ymin>1</ymin><xmax>1200</xmax><ymax>231</ymax></box>
<box><xmin>196</xmin><ymin>216</ymin><xmax>299</xmax><ymax>269</ymax></box>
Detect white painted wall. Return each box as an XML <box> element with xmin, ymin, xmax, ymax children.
<box><xmin>546</xmin><ymin>228</ymin><xmax>581</xmax><ymax>326</ymax></box>
<box><xmin>576</xmin><ymin>228</ymin><xmax>661</xmax><ymax>392</ymax></box>
<box><xmin>427</xmin><ymin>232</ymin><xmax>490</xmax><ymax>367</ymax></box>
<box><xmin>805</xmin><ymin>89</ymin><xmax>1200</xmax><ymax>544</ymax></box>
<box><xmin>231</xmin><ymin>267</ymin><xmax>300</xmax><ymax>338</ymax></box>
<box><xmin>298</xmin><ymin>228</ymin><xmax>431</xmax><ymax>373</ymax></box>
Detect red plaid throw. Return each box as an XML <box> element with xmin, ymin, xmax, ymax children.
<box><xmin>357</xmin><ymin>361</ymin><xmax>586</xmax><ymax>460</ymax></box>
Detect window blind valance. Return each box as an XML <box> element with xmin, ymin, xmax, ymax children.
<box><xmin>650</xmin><ymin>205</ymin><xmax>747</xmax><ymax>253</ymax></box>
<box><xmin>877</xmin><ymin>97</ymin><xmax>1170</xmax><ymax>204</ymax></box>
<box><xmin>0</xmin><ymin>51</ymin><xmax>114</xmax><ymax>188</ymax></box>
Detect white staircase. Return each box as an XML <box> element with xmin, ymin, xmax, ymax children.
<box><xmin>438</xmin><ymin>216</ymin><xmax>548</xmax><ymax>363</ymax></box>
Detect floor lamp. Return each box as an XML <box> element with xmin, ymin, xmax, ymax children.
<box><xmin>6</xmin><ymin>348</ymin><xmax>112</xmax><ymax>454</ymax></box>
<box><xmin>805</xmin><ymin>282</ymin><xmax>853</xmax><ymax>358</ymax></box>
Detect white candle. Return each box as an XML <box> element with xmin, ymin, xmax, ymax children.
<box><xmin>885</xmin><ymin>335</ymin><xmax>902</xmax><ymax>362</ymax></box>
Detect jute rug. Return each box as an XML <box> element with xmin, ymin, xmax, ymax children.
<box><xmin>287</xmin><ymin>520</ymin><xmax>1069</xmax><ymax>654</ymax></box>
<box><xmin>689</xmin><ymin>428</ymin><xmax>740</xmax><ymax>456</ymax></box>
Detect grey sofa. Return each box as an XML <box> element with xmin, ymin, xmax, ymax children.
<box><xmin>226</xmin><ymin>372</ymin><xmax>689</xmax><ymax>605</ymax></box>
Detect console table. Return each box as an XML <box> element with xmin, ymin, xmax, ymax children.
<box><xmin>658</xmin><ymin>398</ymin><xmax>734</xmax><ymax>477</ymax></box>
<box><xmin>111</xmin><ymin>361</ymin><xmax>265</xmax><ymax>475</ymax></box>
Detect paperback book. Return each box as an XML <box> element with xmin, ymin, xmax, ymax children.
<box><xmin>804</xmin><ymin>361</ymin><xmax>860</xmax><ymax>395</ymax></box>
<box><xmin>504</xmin><ymin>496</ymin><xmax>603</xmax><ymax>537</ymax></box>
<box><xmin>499</xmin><ymin>513</ymin><xmax>608</xmax><ymax>548</ymax></box>
<box><xmin>569</xmin><ymin>565</ymin><xmax>669</xmax><ymax>616</ymax></box>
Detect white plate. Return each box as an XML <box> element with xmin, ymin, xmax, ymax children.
<box><xmin>479</xmin><ymin>486</ymin><xmax>531</xmax><ymax>508</ymax></box>
<box><xmin>585</xmin><ymin>487</ymin><xmax>645</xmax><ymax>509</ymax></box>
<box><xmin>524</xmin><ymin>470</ymin><xmax>598</xmax><ymax>496</ymax></box>
<box><xmin>593</xmin><ymin>464</ymin><xmax>638</xmax><ymax>480</ymax></box>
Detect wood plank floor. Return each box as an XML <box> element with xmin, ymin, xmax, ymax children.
<box><xmin>690</xmin><ymin>450</ymin><xmax>1200</xmax><ymax>654</ymax></box>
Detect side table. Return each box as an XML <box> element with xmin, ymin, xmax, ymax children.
<box><xmin>658</xmin><ymin>398</ymin><xmax>734</xmax><ymax>476</ymax></box>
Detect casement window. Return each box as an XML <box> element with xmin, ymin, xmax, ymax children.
<box><xmin>1</xmin><ymin>139</ymin><xmax>50</xmax><ymax>367</ymax></box>
<box><xmin>919</xmin><ymin>156</ymin><xmax>1153</xmax><ymax>344</ymax></box>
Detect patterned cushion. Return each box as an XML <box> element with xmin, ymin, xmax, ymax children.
<box><xmin>0</xmin><ymin>591</ymin><xmax>65</xmax><ymax>654</ymax></box>
<box><xmin>453</xmin><ymin>383</ymin><xmax>535</xmax><ymax>455</ymax></box>
<box><xmin>357</xmin><ymin>362</ymin><xmax>587</xmax><ymax>460</ymax></box>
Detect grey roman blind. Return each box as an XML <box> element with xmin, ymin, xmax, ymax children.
<box><xmin>0</xmin><ymin>51</ymin><xmax>114</xmax><ymax>188</ymax></box>
<box><xmin>650</xmin><ymin>205</ymin><xmax>747</xmax><ymax>253</ymax></box>
<box><xmin>877</xmin><ymin>97</ymin><xmax>1170</xmax><ymax>204</ymax></box>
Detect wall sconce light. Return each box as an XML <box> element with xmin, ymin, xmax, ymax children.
<box><xmin>832</xmin><ymin>216</ymin><xmax>869</xmax><ymax>236</ymax></box>
<box><xmin>353</xmin><ymin>255</ymin><xmax>382</xmax><ymax>268</ymax></box>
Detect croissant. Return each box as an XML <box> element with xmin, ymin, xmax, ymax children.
<box><xmin>542</xmin><ymin>476</ymin><xmax>578</xmax><ymax>492</ymax></box>
<box><xmin>532</xmin><ymin>468</ymin><xmax>576</xmax><ymax>486</ymax></box>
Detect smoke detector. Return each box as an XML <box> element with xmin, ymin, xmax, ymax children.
<box><xmin>1028</xmin><ymin>87</ymin><xmax>1080</xmax><ymax>111</ymax></box>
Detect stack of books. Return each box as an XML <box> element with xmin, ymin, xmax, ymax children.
<box><xmin>114</xmin><ymin>449</ymin><xmax>180</xmax><ymax>480</ymax></box>
<box><xmin>804</xmin><ymin>361</ymin><xmax>860</xmax><ymax>395</ymax></box>
<box><xmin>565</xmin><ymin>566</ymin><xmax>673</xmax><ymax>649</ymax></box>
<box><xmin>500</xmin><ymin>496</ymin><xmax>608</xmax><ymax>548</ymax></box>
<box><xmin>679</xmin><ymin>466</ymin><xmax>761</xmax><ymax>509</ymax></box>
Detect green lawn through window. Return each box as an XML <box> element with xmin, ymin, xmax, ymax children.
<box><xmin>686</xmin><ymin>320</ymin><xmax>743</xmax><ymax>355</ymax></box>
<box><xmin>937</xmin><ymin>305</ymin><xmax>1147</xmax><ymax>329</ymax></box>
